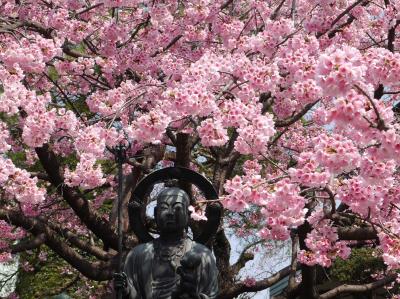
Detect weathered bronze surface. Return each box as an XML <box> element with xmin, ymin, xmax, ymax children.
<box><xmin>115</xmin><ymin>187</ymin><xmax>218</xmax><ymax>299</ymax></box>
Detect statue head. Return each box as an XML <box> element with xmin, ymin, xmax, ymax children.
<box><xmin>154</xmin><ymin>187</ymin><xmax>190</xmax><ymax>234</ymax></box>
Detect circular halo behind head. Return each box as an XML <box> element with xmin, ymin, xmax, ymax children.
<box><xmin>129</xmin><ymin>167</ymin><xmax>221</xmax><ymax>245</ymax></box>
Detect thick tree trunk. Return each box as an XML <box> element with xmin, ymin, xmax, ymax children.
<box><xmin>297</xmin><ymin>222</ymin><xmax>319</xmax><ymax>299</ymax></box>
<box><xmin>175</xmin><ymin>133</ymin><xmax>193</xmax><ymax>199</ymax></box>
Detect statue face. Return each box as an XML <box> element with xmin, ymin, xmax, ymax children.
<box><xmin>155</xmin><ymin>193</ymin><xmax>189</xmax><ymax>234</ymax></box>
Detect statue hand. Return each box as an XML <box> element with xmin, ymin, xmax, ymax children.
<box><xmin>113</xmin><ymin>272</ymin><xmax>128</xmax><ymax>292</ymax></box>
<box><xmin>176</xmin><ymin>267</ymin><xmax>201</xmax><ymax>299</ymax></box>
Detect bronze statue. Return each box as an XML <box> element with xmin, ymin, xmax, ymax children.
<box><xmin>114</xmin><ymin>187</ymin><xmax>218</xmax><ymax>299</ymax></box>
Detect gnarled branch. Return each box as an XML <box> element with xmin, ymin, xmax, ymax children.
<box><xmin>35</xmin><ymin>145</ymin><xmax>119</xmax><ymax>250</ymax></box>
<box><xmin>219</xmin><ymin>265</ymin><xmax>292</xmax><ymax>299</ymax></box>
<box><xmin>0</xmin><ymin>209</ymin><xmax>115</xmax><ymax>281</ymax></box>
<box><xmin>275</xmin><ymin>100</ymin><xmax>319</xmax><ymax>127</ymax></box>
<box><xmin>320</xmin><ymin>274</ymin><xmax>397</xmax><ymax>299</ymax></box>
<box><xmin>338</xmin><ymin>226</ymin><xmax>377</xmax><ymax>240</ymax></box>
<box><xmin>8</xmin><ymin>234</ymin><xmax>46</xmax><ymax>254</ymax></box>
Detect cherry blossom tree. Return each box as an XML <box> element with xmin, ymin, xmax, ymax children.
<box><xmin>1</xmin><ymin>0</ymin><xmax>400</xmax><ymax>298</ymax></box>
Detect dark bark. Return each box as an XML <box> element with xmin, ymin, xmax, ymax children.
<box><xmin>338</xmin><ymin>226</ymin><xmax>377</xmax><ymax>240</ymax></box>
<box><xmin>44</xmin><ymin>220</ymin><xmax>113</xmax><ymax>261</ymax></box>
<box><xmin>8</xmin><ymin>234</ymin><xmax>46</xmax><ymax>253</ymax></box>
<box><xmin>110</xmin><ymin>168</ymin><xmax>142</xmax><ymax>235</ymax></box>
<box><xmin>0</xmin><ymin>209</ymin><xmax>115</xmax><ymax>281</ymax></box>
<box><xmin>319</xmin><ymin>274</ymin><xmax>397</xmax><ymax>299</ymax></box>
<box><xmin>387</xmin><ymin>20</ymin><xmax>399</xmax><ymax>53</ymax></box>
<box><xmin>218</xmin><ymin>266</ymin><xmax>292</xmax><ymax>299</ymax></box>
<box><xmin>316</xmin><ymin>0</ymin><xmax>369</xmax><ymax>38</ymax></box>
<box><xmin>175</xmin><ymin>133</ymin><xmax>193</xmax><ymax>201</ymax></box>
<box><xmin>35</xmin><ymin>145</ymin><xmax>119</xmax><ymax>250</ymax></box>
<box><xmin>275</xmin><ymin>100</ymin><xmax>319</xmax><ymax>128</ymax></box>
<box><xmin>214</xmin><ymin>230</ymin><xmax>233</xmax><ymax>294</ymax></box>
<box><xmin>297</xmin><ymin>222</ymin><xmax>319</xmax><ymax>299</ymax></box>
<box><xmin>288</xmin><ymin>233</ymin><xmax>299</xmax><ymax>291</ymax></box>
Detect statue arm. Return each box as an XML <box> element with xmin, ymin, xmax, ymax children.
<box><xmin>123</xmin><ymin>250</ymin><xmax>140</xmax><ymax>299</ymax></box>
<box><xmin>198</xmin><ymin>251</ymin><xmax>219</xmax><ymax>299</ymax></box>
<box><xmin>125</xmin><ymin>274</ymin><xmax>138</xmax><ymax>299</ymax></box>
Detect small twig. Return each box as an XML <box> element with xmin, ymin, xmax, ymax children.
<box><xmin>43</xmin><ymin>72</ymin><xmax>85</xmax><ymax>123</ymax></box>
<box><xmin>107</xmin><ymin>91</ymin><xmax>147</xmax><ymax>128</ymax></box>
<box><xmin>151</xmin><ymin>35</ymin><xmax>183</xmax><ymax>57</ymax></box>
<box><xmin>220</xmin><ymin>0</ymin><xmax>234</xmax><ymax>10</ymax></box>
<box><xmin>383</xmin><ymin>90</ymin><xmax>400</xmax><ymax>95</ymax></box>
<box><xmin>75</xmin><ymin>3</ymin><xmax>104</xmax><ymax>16</ymax></box>
<box><xmin>270</xmin><ymin>0</ymin><xmax>287</xmax><ymax>20</ymax></box>
<box><xmin>80</xmin><ymin>74</ymin><xmax>110</xmax><ymax>90</ymax></box>
<box><xmin>317</xmin><ymin>0</ymin><xmax>369</xmax><ymax>38</ymax></box>
<box><xmin>237</xmin><ymin>12</ymin><xmax>255</xmax><ymax>40</ymax></box>
<box><xmin>268</xmin><ymin>127</ymin><xmax>289</xmax><ymax>148</ymax></box>
<box><xmin>354</xmin><ymin>84</ymin><xmax>388</xmax><ymax>131</ymax></box>
<box><xmin>261</xmin><ymin>154</ymin><xmax>289</xmax><ymax>175</ymax></box>
<box><xmin>117</xmin><ymin>16</ymin><xmax>150</xmax><ymax>48</ymax></box>
<box><xmin>275</xmin><ymin>100</ymin><xmax>319</xmax><ymax>127</ymax></box>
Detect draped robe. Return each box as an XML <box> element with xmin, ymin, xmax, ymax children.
<box><xmin>123</xmin><ymin>238</ymin><xmax>218</xmax><ymax>299</ymax></box>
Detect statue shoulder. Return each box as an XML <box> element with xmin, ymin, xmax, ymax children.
<box><xmin>190</xmin><ymin>241</ymin><xmax>214</xmax><ymax>257</ymax></box>
<box><xmin>125</xmin><ymin>242</ymin><xmax>154</xmax><ymax>261</ymax></box>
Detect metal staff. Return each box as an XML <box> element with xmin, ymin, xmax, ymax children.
<box><xmin>116</xmin><ymin>144</ymin><xmax>126</xmax><ymax>299</ymax></box>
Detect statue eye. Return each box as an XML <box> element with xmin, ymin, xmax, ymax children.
<box><xmin>174</xmin><ymin>204</ymin><xmax>185</xmax><ymax>212</ymax></box>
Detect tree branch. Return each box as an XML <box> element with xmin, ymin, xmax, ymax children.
<box><xmin>275</xmin><ymin>100</ymin><xmax>319</xmax><ymax>127</ymax></box>
<box><xmin>271</xmin><ymin>0</ymin><xmax>287</xmax><ymax>20</ymax></box>
<box><xmin>213</xmin><ymin>230</ymin><xmax>233</xmax><ymax>293</ymax></box>
<box><xmin>288</xmin><ymin>232</ymin><xmax>299</xmax><ymax>291</ymax></box>
<box><xmin>44</xmin><ymin>220</ymin><xmax>113</xmax><ymax>261</ymax></box>
<box><xmin>151</xmin><ymin>35</ymin><xmax>183</xmax><ymax>57</ymax></box>
<box><xmin>319</xmin><ymin>274</ymin><xmax>397</xmax><ymax>299</ymax></box>
<box><xmin>219</xmin><ymin>265</ymin><xmax>292</xmax><ymax>299</ymax></box>
<box><xmin>0</xmin><ymin>209</ymin><xmax>115</xmax><ymax>281</ymax></box>
<box><xmin>8</xmin><ymin>234</ymin><xmax>46</xmax><ymax>254</ymax></box>
<box><xmin>43</xmin><ymin>72</ymin><xmax>85</xmax><ymax>122</ymax></box>
<box><xmin>117</xmin><ymin>16</ymin><xmax>150</xmax><ymax>48</ymax></box>
<box><xmin>231</xmin><ymin>240</ymin><xmax>263</xmax><ymax>276</ymax></box>
<box><xmin>35</xmin><ymin>145</ymin><xmax>119</xmax><ymax>250</ymax></box>
<box><xmin>387</xmin><ymin>20</ymin><xmax>399</xmax><ymax>53</ymax></box>
<box><xmin>75</xmin><ymin>3</ymin><xmax>104</xmax><ymax>16</ymax></box>
<box><xmin>316</xmin><ymin>0</ymin><xmax>369</xmax><ymax>38</ymax></box>
<box><xmin>220</xmin><ymin>0</ymin><xmax>234</xmax><ymax>10</ymax></box>
<box><xmin>354</xmin><ymin>84</ymin><xmax>388</xmax><ymax>131</ymax></box>
<box><xmin>327</xmin><ymin>14</ymin><xmax>356</xmax><ymax>39</ymax></box>
<box><xmin>338</xmin><ymin>226</ymin><xmax>377</xmax><ymax>240</ymax></box>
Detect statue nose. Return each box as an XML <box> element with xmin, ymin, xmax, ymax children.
<box><xmin>166</xmin><ymin>208</ymin><xmax>174</xmax><ymax>217</ymax></box>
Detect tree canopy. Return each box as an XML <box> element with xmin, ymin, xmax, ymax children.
<box><xmin>0</xmin><ymin>0</ymin><xmax>400</xmax><ymax>298</ymax></box>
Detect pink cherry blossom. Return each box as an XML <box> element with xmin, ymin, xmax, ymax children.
<box><xmin>65</xmin><ymin>153</ymin><xmax>106</xmax><ymax>190</ymax></box>
<box><xmin>2</xmin><ymin>0</ymin><xmax>400</xmax><ymax>294</ymax></box>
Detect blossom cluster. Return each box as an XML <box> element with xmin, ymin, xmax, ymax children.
<box><xmin>2</xmin><ymin>0</ymin><xmax>400</xmax><ymax>281</ymax></box>
<box><xmin>0</xmin><ymin>158</ymin><xmax>46</xmax><ymax>214</ymax></box>
<box><xmin>316</xmin><ymin>46</ymin><xmax>366</xmax><ymax>96</ymax></box>
<box><xmin>224</xmin><ymin>161</ymin><xmax>307</xmax><ymax>241</ymax></box>
<box><xmin>64</xmin><ymin>153</ymin><xmax>106</xmax><ymax>190</ymax></box>
<box><xmin>298</xmin><ymin>221</ymin><xmax>350</xmax><ymax>267</ymax></box>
